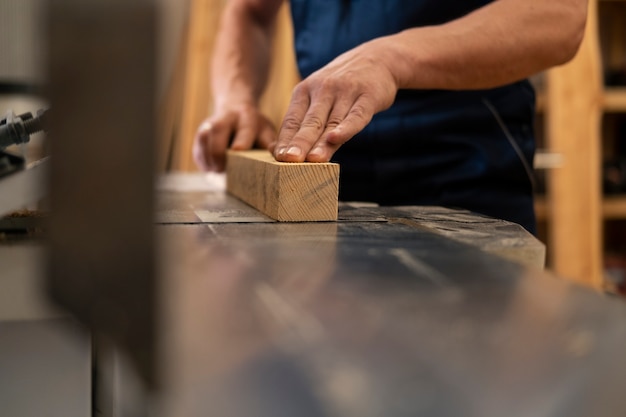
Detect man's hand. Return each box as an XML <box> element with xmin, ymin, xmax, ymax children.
<box><xmin>273</xmin><ymin>38</ymin><xmax>399</xmax><ymax>163</ymax></box>
<box><xmin>193</xmin><ymin>104</ymin><xmax>276</xmax><ymax>172</ymax></box>
<box><xmin>193</xmin><ymin>0</ymin><xmax>283</xmax><ymax>172</ymax></box>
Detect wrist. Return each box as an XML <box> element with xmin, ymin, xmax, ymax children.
<box><xmin>374</xmin><ymin>30</ymin><xmax>433</xmax><ymax>90</ymax></box>
<box><xmin>213</xmin><ymin>92</ymin><xmax>257</xmax><ymax>113</ymax></box>
<box><xmin>368</xmin><ymin>35</ymin><xmax>409</xmax><ymax>91</ymax></box>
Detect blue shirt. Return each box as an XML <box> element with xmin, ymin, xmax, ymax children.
<box><xmin>289</xmin><ymin>0</ymin><xmax>537</xmax><ymax>233</ymax></box>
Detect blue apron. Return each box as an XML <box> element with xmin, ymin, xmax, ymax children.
<box><xmin>290</xmin><ymin>0</ymin><xmax>537</xmax><ymax>233</ymax></box>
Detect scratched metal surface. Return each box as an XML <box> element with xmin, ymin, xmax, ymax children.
<box><xmin>156</xmin><ymin>188</ymin><xmax>544</xmax><ymax>267</ymax></box>
<box><xmin>156</xmin><ymin>189</ymin><xmax>626</xmax><ymax>417</ymax></box>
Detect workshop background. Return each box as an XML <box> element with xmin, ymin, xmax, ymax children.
<box><xmin>2</xmin><ymin>0</ymin><xmax>626</xmax><ymax>290</ymax></box>
<box><xmin>159</xmin><ymin>0</ymin><xmax>626</xmax><ymax>293</ymax></box>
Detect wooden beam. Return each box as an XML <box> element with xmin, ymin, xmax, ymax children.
<box><xmin>546</xmin><ymin>0</ymin><xmax>603</xmax><ymax>288</ymax></box>
<box><xmin>226</xmin><ymin>150</ymin><xmax>339</xmax><ymax>222</ymax></box>
<box><xmin>172</xmin><ymin>0</ymin><xmax>221</xmax><ymax>171</ymax></box>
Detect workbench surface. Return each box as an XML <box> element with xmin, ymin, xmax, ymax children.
<box><xmin>152</xmin><ymin>175</ymin><xmax>626</xmax><ymax>417</ymax></box>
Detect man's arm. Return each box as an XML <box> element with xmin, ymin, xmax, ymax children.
<box><xmin>390</xmin><ymin>0</ymin><xmax>587</xmax><ymax>90</ymax></box>
<box><xmin>274</xmin><ymin>0</ymin><xmax>588</xmax><ymax>163</ymax></box>
<box><xmin>193</xmin><ymin>0</ymin><xmax>283</xmax><ymax>171</ymax></box>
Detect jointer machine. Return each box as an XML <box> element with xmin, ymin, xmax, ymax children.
<box><xmin>4</xmin><ymin>1</ymin><xmax>626</xmax><ymax>417</ymax></box>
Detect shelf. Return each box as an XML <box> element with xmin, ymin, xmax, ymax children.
<box><xmin>534</xmin><ymin>150</ymin><xmax>563</xmax><ymax>169</ymax></box>
<box><xmin>536</xmin><ymin>88</ymin><xmax>626</xmax><ymax>113</ymax></box>
<box><xmin>535</xmin><ymin>196</ymin><xmax>626</xmax><ymax>220</ymax></box>
<box><xmin>604</xmin><ymin>196</ymin><xmax>626</xmax><ymax>219</ymax></box>
<box><xmin>603</xmin><ymin>88</ymin><xmax>626</xmax><ymax>112</ymax></box>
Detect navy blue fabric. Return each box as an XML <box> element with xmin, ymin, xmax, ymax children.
<box><xmin>289</xmin><ymin>0</ymin><xmax>537</xmax><ymax>233</ymax></box>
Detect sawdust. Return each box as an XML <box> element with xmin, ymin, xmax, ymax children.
<box><xmin>5</xmin><ymin>209</ymin><xmax>46</xmax><ymax>218</ymax></box>
<box><xmin>0</xmin><ymin>209</ymin><xmax>47</xmax><ymax>242</ymax></box>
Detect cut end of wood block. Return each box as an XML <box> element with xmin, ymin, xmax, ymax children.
<box><xmin>226</xmin><ymin>150</ymin><xmax>339</xmax><ymax>222</ymax></box>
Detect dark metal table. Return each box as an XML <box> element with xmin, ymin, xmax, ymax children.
<box><xmin>147</xmin><ymin>175</ymin><xmax>626</xmax><ymax>417</ymax></box>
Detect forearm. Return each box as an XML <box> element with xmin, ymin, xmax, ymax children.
<box><xmin>381</xmin><ymin>0</ymin><xmax>587</xmax><ymax>90</ymax></box>
<box><xmin>211</xmin><ymin>0</ymin><xmax>281</xmax><ymax>109</ymax></box>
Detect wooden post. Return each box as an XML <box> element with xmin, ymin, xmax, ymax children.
<box><xmin>546</xmin><ymin>1</ymin><xmax>603</xmax><ymax>288</ymax></box>
<box><xmin>171</xmin><ymin>0</ymin><xmax>220</xmax><ymax>171</ymax></box>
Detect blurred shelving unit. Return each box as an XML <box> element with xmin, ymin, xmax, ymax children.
<box><xmin>536</xmin><ymin>0</ymin><xmax>626</xmax><ymax>290</ymax></box>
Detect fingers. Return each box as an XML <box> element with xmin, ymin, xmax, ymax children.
<box><xmin>274</xmin><ymin>85</ymin><xmax>312</xmax><ymax>162</ymax></box>
<box><xmin>257</xmin><ymin>122</ymin><xmax>277</xmax><ymax>150</ymax></box>
<box><xmin>274</xmin><ymin>88</ymin><xmax>374</xmax><ymax>163</ymax></box>
<box><xmin>307</xmin><ymin>97</ymin><xmax>374</xmax><ymax>162</ymax></box>
<box><xmin>275</xmin><ymin>81</ymin><xmax>346</xmax><ymax>162</ymax></box>
<box><xmin>192</xmin><ymin>120</ymin><xmax>212</xmax><ymax>171</ymax></box>
<box><xmin>230</xmin><ymin>109</ymin><xmax>258</xmax><ymax>150</ymax></box>
<box><xmin>272</xmin><ymin>38</ymin><xmax>400</xmax><ymax>163</ymax></box>
<box><xmin>193</xmin><ymin>109</ymin><xmax>277</xmax><ymax>172</ymax></box>
<box><xmin>325</xmin><ymin>97</ymin><xmax>374</xmax><ymax>147</ymax></box>
<box><xmin>193</xmin><ymin>113</ymin><xmax>237</xmax><ymax>172</ymax></box>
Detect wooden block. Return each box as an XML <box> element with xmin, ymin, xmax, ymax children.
<box><xmin>226</xmin><ymin>150</ymin><xmax>339</xmax><ymax>222</ymax></box>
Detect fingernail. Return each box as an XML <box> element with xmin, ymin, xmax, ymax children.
<box><xmin>200</xmin><ymin>121</ymin><xmax>212</xmax><ymax>132</ymax></box>
<box><xmin>276</xmin><ymin>147</ymin><xmax>286</xmax><ymax>156</ymax></box>
<box><xmin>286</xmin><ymin>146</ymin><xmax>302</xmax><ymax>157</ymax></box>
<box><xmin>308</xmin><ymin>147</ymin><xmax>323</xmax><ymax>158</ymax></box>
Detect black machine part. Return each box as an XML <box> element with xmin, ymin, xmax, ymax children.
<box><xmin>0</xmin><ymin>151</ymin><xmax>25</xmax><ymax>180</ymax></box>
<box><xmin>0</xmin><ymin>109</ymin><xmax>49</xmax><ymax>150</ymax></box>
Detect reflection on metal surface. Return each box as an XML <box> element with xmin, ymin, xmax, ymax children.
<box><xmin>151</xmin><ymin>190</ymin><xmax>626</xmax><ymax>416</ymax></box>
<box><xmin>389</xmin><ymin>248</ymin><xmax>449</xmax><ymax>287</ymax></box>
<box><xmin>160</xmin><ymin>221</ymin><xmax>340</xmax><ymax>416</ymax></box>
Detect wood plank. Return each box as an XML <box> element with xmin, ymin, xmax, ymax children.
<box><xmin>226</xmin><ymin>150</ymin><xmax>339</xmax><ymax>222</ymax></box>
<box><xmin>546</xmin><ymin>0</ymin><xmax>604</xmax><ymax>288</ymax></box>
<box><xmin>172</xmin><ymin>0</ymin><xmax>220</xmax><ymax>171</ymax></box>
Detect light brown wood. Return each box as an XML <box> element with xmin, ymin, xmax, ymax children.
<box><xmin>226</xmin><ymin>150</ymin><xmax>339</xmax><ymax>222</ymax></box>
<box><xmin>546</xmin><ymin>0</ymin><xmax>604</xmax><ymax>288</ymax></box>
<box><xmin>603</xmin><ymin>88</ymin><xmax>626</xmax><ymax>112</ymax></box>
<box><xmin>172</xmin><ymin>0</ymin><xmax>219</xmax><ymax>171</ymax></box>
<box><xmin>536</xmin><ymin>196</ymin><xmax>626</xmax><ymax>221</ymax></box>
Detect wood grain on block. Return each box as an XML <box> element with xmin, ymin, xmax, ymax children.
<box><xmin>226</xmin><ymin>150</ymin><xmax>339</xmax><ymax>221</ymax></box>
